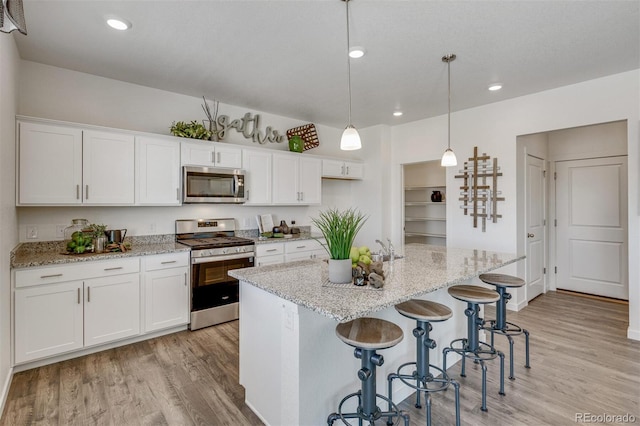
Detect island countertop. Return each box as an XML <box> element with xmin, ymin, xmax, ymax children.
<box><xmin>229</xmin><ymin>243</ymin><xmax>524</xmax><ymax>322</ymax></box>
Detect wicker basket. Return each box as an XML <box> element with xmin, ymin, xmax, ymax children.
<box><xmin>286</xmin><ymin>123</ymin><xmax>320</xmax><ymax>151</ymax></box>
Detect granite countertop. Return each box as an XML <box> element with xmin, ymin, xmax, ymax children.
<box><xmin>229</xmin><ymin>243</ymin><xmax>524</xmax><ymax>322</ymax></box>
<box><xmin>11</xmin><ymin>235</ymin><xmax>190</xmax><ymax>269</ymax></box>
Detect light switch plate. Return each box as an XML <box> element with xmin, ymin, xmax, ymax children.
<box><xmin>55</xmin><ymin>225</ymin><xmax>66</xmax><ymax>239</ymax></box>
<box><xmin>26</xmin><ymin>225</ymin><xmax>38</xmax><ymax>239</ymax></box>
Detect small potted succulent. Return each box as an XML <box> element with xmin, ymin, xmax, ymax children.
<box><xmin>311</xmin><ymin>208</ymin><xmax>367</xmax><ymax>283</ymax></box>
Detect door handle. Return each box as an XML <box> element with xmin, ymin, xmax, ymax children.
<box><xmin>527</xmin><ymin>233</ymin><xmax>535</xmax><ymax>238</ymax></box>
<box><xmin>87</xmin><ymin>286</ymin><xmax>90</xmax><ymax>302</ymax></box>
<box><xmin>85</xmin><ymin>185</ymin><xmax>89</xmax><ymax>200</ymax></box>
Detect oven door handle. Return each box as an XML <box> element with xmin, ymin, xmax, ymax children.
<box><xmin>192</xmin><ymin>252</ymin><xmax>254</xmax><ymax>264</ymax></box>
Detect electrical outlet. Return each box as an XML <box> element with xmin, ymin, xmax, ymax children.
<box><xmin>26</xmin><ymin>225</ymin><xmax>38</xmax><ymax>239</ymax></box>
<box><xmin>55</xmin><ymin>225</ymin><xmax>66</xmax><ymax>239</ymax></box>
<box><xmin>149</xmin><ymin>223</ymin><xmax>156</xmax><ymax>233</ymax></box>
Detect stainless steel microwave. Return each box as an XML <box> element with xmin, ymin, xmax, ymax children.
<box><xmin>182</xmin><ymin>166</ymin><xmax>246</xmax><ymax>204</ymax></box>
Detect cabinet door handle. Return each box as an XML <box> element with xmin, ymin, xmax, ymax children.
<box><xmin>40</xmin><ymin>273</ymin><xmax>63</xmax><ymax>279</ymax></box>
<box><xmin>161</xmin><ymin>260</ymin><xmax>177</xmax><ymax>264</ymax></box>
<box><xmin>221</xmin><ymin>296</ymin><xmax>230</xmax><ymax>300</ymax></box>
<box><xmin>211</xmin><ymin>152</ymin><xmax>215</xmax><ymax>163</ymax></box>
<box><xmin>76</xmin><ymin>185</ymin><xmax>80</xmax><ymax>200</ymax></box>
<box><xmin>85</xmin><ymin>185</ymin><xmax>89</xmax><ymax>200</ymax></box>
<box><xmin>87</xmin><ymin>286</ymin><xmax>90</xmax><ymax>302</ymax></box>
<box><xmin>300</xmin><ymin>192</ymin><xmax>304</xmax><ymax>201</ymax></box>
<box><xmin>346</xmin><ymin>166</ymin><xmax>350</xmax><ymax>175</ymax></box>
<box><xmin>341</xmin><ymin>165</ymin><xmax>345</xmax><ymax>175</ymax></box>
<box><xmin>77</xmin><ymin>288</ymin><xmax>81</xmax><ymax>304</ymax></box>
<box><xmin>246</xmin><ymin>189</ymin><xmax>249</xmax><ymax>201</ymax></box>
<box><xmin>176</xmin><ymin>187</ymin><xmax>180</xmax><ymax>201</ymax></box>
<box><xmin>184</xmin><ymin>272</ymin><xmax>187</xmax><ymax>286</ymax></box>
<box><xmin>296</xmin><ymin>245</ymin><xmax>306</xmax><ymax>249</ymax></box>
<box><xmin>104</xmin><ymin>266</ymin><xmax>123</xmax><ymax>271</ymax></box>
<box><xmin>266</xmin><ymin>249</ymin><xmax>277</xmax><ymax>253</ymax></box>
<box><xmin>217</xmin><ymin>152</ymin><xmax>221</xmax><ymax>164</ymax></box>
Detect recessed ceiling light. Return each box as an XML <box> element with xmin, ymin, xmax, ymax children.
<box><xmin>488</xmin><ymin>83</ymin><xmax>502</xmax><ymax>91</ymax></box>
<box><xmin>393</xmin><ymin>111</ymin><xmax>403</xmax><ymax>117</ymax></box>
<box><xmin>349</xmin><ymin>47</ymin><xmax>365</xmax><ymax>59</ymax></box>
<box><xmin>106</xmin><ymin>18</ymin><xmax>131</xmax><ymax>31</ymax></box>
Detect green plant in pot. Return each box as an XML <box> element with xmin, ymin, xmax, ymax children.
<box><xmin>311</xmin><ymin>207</ymin><xmax>367</xmax><ymax>283</ymax></box>
<box><xmin>170</xmin><ymin>120</ymin><xmax>213</xmax><ymax>140</ymax></box>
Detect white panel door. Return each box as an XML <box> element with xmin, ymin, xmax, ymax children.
<box><xmin>84</xmin><ymin>273</ymin><xmax>140</xmax><ymax>347</ymax></box>
<box><xmin>272</xmin><ymin>154</ymin><xmax>299</xmax><ymax>204</ymax></box>
<box><xmin>298</xmin><ymin>157</ymin><xmax>321</xmax><ymax>204</ymax></box>
<box><xmin>144</xmin><ymin>268</ymin><xmax>189</xmax><ymax>332</ymax></box>
<box><xmin>135</xmin><ymin>136</ymin><xmax>181</xmax><ymax>205</ymax></box>
<box><xmin>18</xmin><ymin>122</ymin><xmax>82</xmax><ymax>205</ymax></box>
<box><xmin>243</xmin><ymin>149</ymin><xmax>272</xmax><ymax>205</ymax></box>
<box><xmin>526</xmin><ymin>155</ymin><xmax>545</xmax><ymax>301</ymax></box>
<box><xmin>83</xmin><ymin>130</ymin><xmax>135</xmax><ymax>204</ymax></box>
<box><xmin>556</xmin><ymin>156</ymin><xmax>628</xmax><ymax>299</ymax></box>
<box><xmin>14</xmin><ymin>281</ymin><xmax>84</xmax><ymax>363</ymax></box>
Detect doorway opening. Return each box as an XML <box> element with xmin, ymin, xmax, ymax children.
<box><xmin>516</xmin><ymin>120</ymin><xmax>629</xmax><ymax>305</ymax></box>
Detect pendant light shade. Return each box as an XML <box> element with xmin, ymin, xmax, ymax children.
<box><xmin>340</xmin><ymin>0</ymin><xmax>361</xmax><ymax>151</ymax></box>
<box><xmin>441</xmin><ymin>54</ymin><xmax>457</xmax><ymax>167</ymax></box>
<box><xmin>341</xmin><ymin>125</ymin><xmax>362</xmax><ymax>150</ymax></box>
<box><xmin>0</xmin><ymin>0</ymin><xmax>27</xmax><ymax>35</ymax></box>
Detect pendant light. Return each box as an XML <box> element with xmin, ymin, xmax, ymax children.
<box><xmin>0</xmin><ymin>0</ymin><xmax>27</xmax><ymax>35</ymax></box>
<box><xmin>340</xmin><ymin>0</ymin><xmax>361</xmax><ymax>151</ymax></box>
<box><xmin>441</xmin><ymin>54</ymin><xmax>457</xmax><ymax>167</ymax></box>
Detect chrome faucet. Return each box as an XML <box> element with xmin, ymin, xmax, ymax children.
<box><xmin>387</xmin><ymin>238</ymin><xmax>395</xmax><ymax>259</ymax></box>
<box><xmin>375</xmin><ymin>239</ymin><xmax>389</xmax><ymax>255</ymax></box>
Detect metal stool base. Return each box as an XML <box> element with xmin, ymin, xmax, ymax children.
<box><xmin>483</xmin><ymin>319</ymin><xmax>531</xmax><ymax>380</ymax></box>
<box><xmin>443</xmin><ymin>339</ymin><xmax>505</xmax><ymax>412</ymax></box>
<box><xmin>327</xmin><ymin>391</ymin><xmax>409</xmax><ymax>426</ymax></box>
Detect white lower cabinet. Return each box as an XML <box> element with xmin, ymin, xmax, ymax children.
<box><xmin>83</xmin><ymin>273</ymin><xmax>140</xmax><ymax>347</ymax></box>
<box><xmin>256</xmin><ymin>242</ymin><xmax>285</xmax><ymax>266</ymax></box>
<box><xmin>14</xmin><ymin>281</ymin><xmax>84</xmax><ymax>363</ymax></box>
<box><xmin>13</xmin><ymin>253</ymin><xmax>190</xmax><ymax>365</ymax></box>
<box><xmin>284</xmin><ymin>239</ymin><xmax>328</xmax><ymax>262</ymax></box>
<box><xmin>143</xmin><ymin>253</ymin><xmax>190</xmax><ymax>333</ymax></box>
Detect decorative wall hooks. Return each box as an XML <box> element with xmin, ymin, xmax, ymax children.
<box><xmin>455</xmin><ymin>146</ymin><xmax>504</xmax><ymax>232</ymax></box>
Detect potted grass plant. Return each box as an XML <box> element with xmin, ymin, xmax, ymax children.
<box><xmin>311</xmin><ymin>207</ymin><xmax>367</xmax><ymax>283</ymax></box>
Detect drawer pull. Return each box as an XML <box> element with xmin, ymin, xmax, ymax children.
<box><xmin>85</xmin><ymin>185</ymin><xmax>89</xmax><ymax>200</ymax></box>
<box><xmin>77</xmin><ymin>288</ymin><xmax>81</xmax><ymax>304</ymax></box>
<box><xmin>40</xmin><ymin>273</ymin><xmax>63</xmax><ymax>279</ymax></box>
<box><xmin>296</xmin><ymin>245</ymin><xmax>306</xmax><ymax>249</ymax></box>
<box><xmin>104</xmin><ymin>267</ymin><xmax>123</xmax><ymax>271</ymax></box>
<box><xmin>87</xmin><ymin>286</ymin><xmax>90</xmax><ymax>302</ymax></box>
<box><xmin>221</xmin><ymin>296</ymin><xmax>230</xmax><ymax>300</ymax></box>
<box><xmin>184</xmin><ymin>272</ymin><xmax>187</xmax><ymax>286</ymax></box>
<box><xmin>266</xmin><ymin>249</ymin><xmax>278</xmax><ymax>253</ymax></box>
<box><xmin>161</xmin><ymin>261</ymin><xmax>177</xmax><ymax>265</ymax></box>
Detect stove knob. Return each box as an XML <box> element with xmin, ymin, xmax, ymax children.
<box><xmin>236</xmin><ymin>247</ymin><xmax>242</xmax><ymax>253</ymax></box>
<box><xmin>222</xmin><ymin>248</ymin><xmax>228</xmax><ymax>254</ymax></box>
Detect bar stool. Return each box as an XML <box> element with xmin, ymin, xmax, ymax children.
<box><xmin>387</xmin><ymin>300</ymin><xmax>460</xmax><ymax>426</ymax></box>
<box><xmin>442</xmin><ymin>285</ymin><xmax>505</xmax><ymax>412</ymax></box>
<box><xmin>479</xmin><ymin>273</ymin><xmax>531</xmax><ymax>380</ymax></box>
<box><xmin>328</xmin><ymin>317</ymin><xmax>410</xmax><ymax>426</ymax></box>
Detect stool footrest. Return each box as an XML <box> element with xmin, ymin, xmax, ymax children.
<box><xmin>446</xmin><ymin>338</ymin><xmax>501</xmax><ymax>361</ymax></box>
<box><xmin>391</xmin><ymin>362</ymin><xmax>451</xmax><ymax>393</ymax></box>
<box><xmin>327</xmin><ymin>391</ymin><xmax>409</xmax><ymax>426</ymax></box>
<box><xmin>482</xmin><ymin>320</ymin><xmax>526</xmax><ymax>336</ymax></box>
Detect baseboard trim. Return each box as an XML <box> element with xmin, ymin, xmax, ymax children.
<box><xmin>0</xmin><ymin>366</ymin><xmax>13</xmax><ymax>418</ymax></box>
<box><xmin>557</xmin><ymin>289</ymin><xmax>628</xmax><ymax>305</ymax></box>
<box><xmin>627</xmin><ymin>328</ymin><xmax>640</xmax><ymax>341</ymax></box>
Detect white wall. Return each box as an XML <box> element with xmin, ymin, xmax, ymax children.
<box><xmin>16</xmin><ymin>61</ymin><xmax>384</xmax><ymax>248</ymax></box>
<box><xmin>0</xmin><ymin>33</ymin><xmax>20</xmax><ymax>412</ymax></box>
<box><xmin>390</xmin><ymin>70</ymin><xmax>640</xmax><ymax>340</ymax></box>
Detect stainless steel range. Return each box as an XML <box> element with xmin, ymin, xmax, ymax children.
<box><xmin>176</xmin><ymin>218</ymin><xmax>255</xmax><ymax>330</ymax></box>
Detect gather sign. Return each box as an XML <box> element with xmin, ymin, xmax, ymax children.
<box><xmin>213</xmin><ymin>112</ymin><xmax>286</xmax><ymax>144</ymax></box>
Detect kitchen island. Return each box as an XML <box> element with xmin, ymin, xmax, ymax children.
<box><xmin>229</xmin><ymin>244</ymin><xmax>523</xmax><ymax>426</ymax></box>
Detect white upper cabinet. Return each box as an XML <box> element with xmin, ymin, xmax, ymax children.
<box><xmin>322</xmin><ymin>159</ymin><xmax>364</xmax><ymax>180</ymax></box>
<box><xmin>272</xmin><ymin>153</ymin><xmax>321</xmax><ymax>205</ymax></box>
<box><xmin>18</xmin><ymin>122</ymin><xmax>83</xmax><ymax>205</ymax></box>
<box><xmin>83</xmin><ymin>130</ymin><xmax>135</xmax><ymax>205</ymax></box>
<box><xmin>242</xmin><ymin>149</ymin><xmax>272</xmax><ymax>205</ymax></box>
<box><xmin>136</xmin><ymin>136</ymin><xmax>181</xmax><ymax>205</ymax></box>
<box><xmin>17</xmin><ymin>121</ymin><xmax>135</xmax><ymax>206</ymax></box>
<box><xmin>181</xmin><ymin>141</ymin><xmax>242</xmax><ymax>169</ymax></box>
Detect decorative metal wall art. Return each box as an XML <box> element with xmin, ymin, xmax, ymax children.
<box><xmin>455</xmin><ymin>146</ymin><xmax>504</xmax><ymax>232</ymax></box>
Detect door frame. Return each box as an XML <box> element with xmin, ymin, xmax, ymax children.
<box><xmin>525</xmin><ymin>153</ymin><xmax>548</xmax><ymax>300</ymax></box>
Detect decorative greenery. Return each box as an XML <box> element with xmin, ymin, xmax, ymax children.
<box><xmin>311</xmin><ymin>208</ymin><xmax>367</xmax><ymax>260</ymax></box>
<box><xmin>88</xmin><ymin>223</ymin><xmax>107</xmax><ymax>239</ymax></box>
<box><xmin>170</xmin><ymin>120</ymin><xmax>212</xmax><ymax>140</ymax></box>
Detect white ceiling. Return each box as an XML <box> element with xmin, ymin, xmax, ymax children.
<box><xmin>14</xmin><ymin>0</ymin><xmax>640</xmax><ymax>129</ymax></box>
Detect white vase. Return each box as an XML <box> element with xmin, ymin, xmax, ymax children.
<box><xmin>328</xmin><ymin>259</ymin><xmax>352</xmax><ymax>284</ymax></box>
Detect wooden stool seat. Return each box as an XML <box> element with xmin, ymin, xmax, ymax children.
<box><xmin>479</xmin><ymin>273</ymin><xmax>525</xmax><ymax>288</ymax></box>
<box><xmin>335</xmin><ymin>317</ymin><xmax>403</xmax><ymax>350</ymax></box>
<box><xmin>395</xmin><ymin>299</ymin><xmax>453</xmax><ymax>322</ymax></box>
<box><xmin>448</xmin><ymin>285</ymin><xmax>500</xmax><ymax>304</ymax></box>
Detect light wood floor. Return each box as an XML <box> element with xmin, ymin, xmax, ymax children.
<box><xmin>2</xmin><ymin>291</ymin><xmax>639</xmax><ymax>425</ymax></box>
